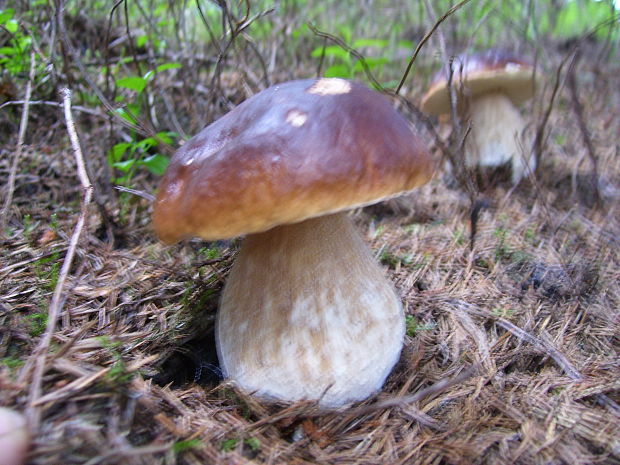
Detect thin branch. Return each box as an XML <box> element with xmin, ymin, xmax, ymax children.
<box><xmin>566</xmin><ymin>49</ymin><xmax>601</xmax><ymax>206</ymax></box>
<box><xmin>0</xmin><ymin>99</ymin><xmax>103</xmax><ymax>116</ymax></box>
<box><xmin>208</xmin><ymin>6</ymin><xmax>274</xmax><ymax>94</ymax></box>
<box><xmin>532</xmin><ymin>51</ymin><xmax>574</xmax><ymax>176</ymax></box>
<box><xmin>114</xmin><ymin>185</ymin><xmax>156</xmax><ymax>202</ymax></box>
<box><xmin>395</xmin><ymin>0</ymin><xmax>473</xmax><ymax>94</ymax></box>
<box><xmin>423</xmin><ymin>0</ymin><xmax>460</xmax><ymax>134</ymax></box>
<box><xmin>0</xmin><ymin>48</ymin><xmax>36</xmax><ymax>235</ymax></box>
<box><xmin>22</xmin><ymin>88</ymin><xmax>94</xmax><ymax>430</ymax></box>
<box><xmin>304</xmin><ymin>9</ymin><xmax>472</xmax><ymax>202</ymax></box>
<box><xmin>306</xmin><ymin>23</ymin><xmax>383</xmax><ymax>90</ymax></box>
<box><xmin>195</xmin><ymin>0</ymin><xmax>223</xmax><ymax>55</ymax></box>
<box><xmin>315</xmin><ymin>36</ymin><xmax>328</xmax><ymax>77</ymax></box>
<box><xmin>421</xmin><ymin>0</ymin><xmax>477</xmax><ymax>202</ymax></box>
<box><xmin>241</xmin><ymin>31</ymin><xmax>271</xmax><ymax>87</ymax></box>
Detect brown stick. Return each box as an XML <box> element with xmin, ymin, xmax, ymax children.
<box><xmin>532</xmin><ymin>51</ymin><xmax>573</xmax><ymax>177</ymax></box>
<box><xmin>22</xmin><ymin>88</ymin><xmax>94</xmax><ymax>430</ymax></box>
<box><xmin>0</xmin><ymin>49</ymin><xmax>36</xmax><ymax>235</ymax></box>
<box><xmin>395</xmin><ymin>0</ymin><xmax>473</xmax><ymax>95</ymax></box>
<box><xmin>566</xmin><ymin>49</ymin><xmax>601</xmax><ymax>207</ymax></box>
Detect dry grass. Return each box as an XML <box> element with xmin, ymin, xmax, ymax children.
<box><xmin>1</xmin><ymin>32</ymin><xmax>620</xmax><ymax>465</ymax></box>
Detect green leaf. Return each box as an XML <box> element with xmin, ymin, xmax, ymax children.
<box><xmin>220</xmin><ymin>438</ymin><xmax>238</xmax><ymax>452</ymax></box>
<box><xmin>352</xmin><ymin>57</ymin><xmax>388</xmax><ymax>72</ymax></box>
<box><xmin>172</xmin><ymin>439</ymin><xmax>203</xmax><ymax>453</ymax></box>
<box><xmin>156</xmin><ymin>62</ymin><xmax>181</xmax><ymax>72</ymax></box>
<box><xmin>5</xmin><ymin>19</ymin><xmax>18</xmax><ymax>34</ymax></box>
<box><xmin>323</xmin><ymin>64</ymin><xmax>352</xmax><ymax>79</ymax></box>
<box><xmin>352</xmin><ymin>38</ymin><xmax>387</xmax><ymax>49</ymax></box>
<box><xmin>311</xmin><ymin>45</ymin><xmax>350</xmax><ymax>62</ymax></box>
<box><xmin>0</xmin><ymin>46</ymin><xmax>16</xmax><ymax>55</ymax></box>
<box><xmin>244</xmin><ymin>437</ymin><xmax>260</xmax><ymax>451</ymax></box>
<box><xmin>136</xmin><ymin>35</ymin><xmax>148</xmax><ymax>48</ymax></box>
<box><xmin>109</xmin><ymin>142</ymin><xmax>131</xmax><ymax>163</ymax></box>
<box><xmin>554</xmin><ymin>0</ymin><xmax>614</xmax><ymax>38</ymax></box>
<box><xmin>397</xmin><ymin>39</ymin><xmax>414</xmax><ymax>49</ymax></box>
<box><xmin>0</xmin><ymin>9</ymin><xmax>14</xmax><ymax>24</ymax></box>
<box><xmin>112</xmin><ymin>159</ymin><xmax>137</xmax><ymax>172</ymax></box>
<box><xmin>155</xmin><ymin>131</ymin><xmax>174</xmax><ymax>145</ymax></box>
<box><xmin>116</xmin><ymin>76</ymin><xmax>147</xmax><ymax>93</ymax></box>
<box><xmin>141</xmin><ymin>154</ymin><xmax>169</xmax><ymax>175</ymax></box>
<box><xmin>310</xmin><ymin>46</ymin><xmax>324</xmax><ymax>58</ymax></box>
<box><xmin>136</xmin><ymin>137</ymin><xmax>156</xmax><ymax>151</ymax></box>
<box><xmin>114</xmin><ymin>108</ymin><xmax>137</xmax><ymax>124</ymax></box>
<box><xmin>291</xmin><ymin>24</ymin><xmax>308</xmax><ymax>40</ymax></box>
<box><xmin>126</xmin><ymin>102</ymin><xmax>141</xmax><ymax>117</ymax></box>
<box><xmin>337</xmin><ymin>25</ymin><xmax>352</xmax><ymax>43</ymax></box>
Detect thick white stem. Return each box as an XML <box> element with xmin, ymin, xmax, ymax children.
<box><xmin>216</xmin><ymin>213</ymin><xmax>404</xmax><ymax>407</ymax></box>
<box><xmin>465</xmin><ymin>91</ymin><xmax>534</xmax><ymax>184</ymax></box>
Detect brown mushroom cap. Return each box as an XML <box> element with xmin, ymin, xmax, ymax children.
<box><xmin>153</xmin><ymin>78</ymin><xmax>433</xmax><ymax>243</ymax></box>
<box><xmin>421</xmin><ymin>49</ymin><xmax>536</xmax><ymax>116</ymax></box>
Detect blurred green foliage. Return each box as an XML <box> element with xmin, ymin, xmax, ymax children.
<box><xmin>1</xmin><ymin>0</ymin><xmax>617</xmax><ymax>193</ymax></box>
<box><xmin>0</xmin><ymin>8</ymin><xmax>32</xmax><ymax>75</ymax></box>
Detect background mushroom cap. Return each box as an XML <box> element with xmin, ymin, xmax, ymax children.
<box><xmin>153</xmin><ymin>78</ymin><xmax>433</xmax><ymax>243</ymax></box>
<box><xmin>421</xmin><ymin>49</ymin><xmax>536</xmax><ymax>116</ymax></box>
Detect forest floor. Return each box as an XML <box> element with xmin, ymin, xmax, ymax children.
<box><xmin>1</xmin><ymin>40</ymin><xmax>620</xmax><ymax>465</ymax></box>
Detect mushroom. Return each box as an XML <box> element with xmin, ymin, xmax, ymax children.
<box><xmin>153</xmin><ymin>78</ymin><xmax>433</xmax><ymax>407</ymax></box>
<box><xmin>421</xmin><ymin>49</ymin><xmax>536</xmax><ymax>184</ymax></box>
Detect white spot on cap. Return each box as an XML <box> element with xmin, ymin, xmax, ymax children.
<box><xmin>184</xmin><ymin>157</ymin><xmax>194</xmax><ymax>166</ymax></box>
<box><xmin>165</xmin><ymin>179</ymin><xmax>184</xmax><ymax>199</ymax></box>
<box><xmin>307</xmin><ymin>78</ymin><xmax>351</xmax><ymax>95</ymax></box>
<box><xmin>286</xmin><ymin>109</ymin><xmax>307</xmax><ymax>127</ymax></box>
<box><xmin>505</xmin><ymin>62</ymin><xmax>522</xmax><ymax>72</ymax></box>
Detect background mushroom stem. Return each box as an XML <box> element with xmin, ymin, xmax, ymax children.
<box><xmin>216</xmin><ymin>212</ymin><xmax>405</xmax><ymax>407</ymax></box>
<box><xmin>464</xmin><ymin>91</ymin><xmax>534</xmax><ymax>184</ymax></box>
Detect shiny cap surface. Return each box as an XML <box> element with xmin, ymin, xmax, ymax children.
<box><xmin>153</xmin><ymin>78</ymin><xmax>433</xmax><ymax>242</ymax></box>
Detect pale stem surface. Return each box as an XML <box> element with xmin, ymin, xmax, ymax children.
<box><xmin>217</xmin><ymin>212</ymin><xmax>405</xmax><ymax>407</ymax></box>
<box><xmin>465</xmin><ymin>91</ymin><xmax>534</xmax><ymax>183</ymax></box>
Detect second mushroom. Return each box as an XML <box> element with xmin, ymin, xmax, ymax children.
<box><xmin>421</xmin><ymin>49</ymin><xmax>537</xmax><ymax>184</ymax></box>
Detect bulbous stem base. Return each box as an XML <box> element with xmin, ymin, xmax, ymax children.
<box><xmin>216</xmin><ymin>213</ymin><xmax>404</xmax><ymax>407</ymax></box>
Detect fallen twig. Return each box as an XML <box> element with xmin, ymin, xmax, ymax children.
<box><xmin>0</xmin><ymin>49</ymin><xmax>36</xmax><ymax>235</ymax></box>
<box><xmin>22</xmin><ymin>88</ymin><xmax>94</xmax><ymax>430</ymax></box>
<box><xmin>0</xmin><ymin>99</ymin><xmax>103</xmax><ymax>116</ymax></box>
<box><xmin>114</xmin><ymin>185</ymin><xmax>156</xmax><ymax>202</ymax></box>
